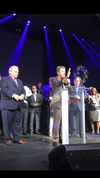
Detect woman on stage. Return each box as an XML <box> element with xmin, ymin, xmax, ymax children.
<box><xmin>88</xmin><ymin>87</ymin><xmax>100</xmax><ymax>135</ymax></box>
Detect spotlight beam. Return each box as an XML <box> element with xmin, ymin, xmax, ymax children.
<box><xmin>1</xmin><ymin>23</ymin><xmax>29</xmax><ymax>76</ymax></box>
<box><xmin>44</xmin><ymin>27</ymin><xmax>56</xmax><ymax>77</ymax></box>
<box><xmin>92</xmin><ymin>42</ymin><xmax>100</xmax><ymax>51</ymax></box>
<box><xmin>82</xmin><ymin>39</ymin><xmax>100</xmax><ymax>58</ymax></box>
<box><xmin>0</xmin><ymin>14</ymin><xmax>16</xmax><ymax>24</ymax></box>
<box><xmin>73</xmin><ymin>34</ymin><xmax>100</xmax><ymax>70</ymax></box>
<box><xmin>59</xmin><ymin>30</ymin><xmax>77</xmax><ymax>71</ymax></box>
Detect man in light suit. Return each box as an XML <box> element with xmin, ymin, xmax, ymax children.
<box><xmin>51</xmin><ymin>66</ymin><xmax>71</xmax><ymax>146</ymax></box>
<box><xmin>28</xmin><ymin>85</ymin><xmax>43</xmax><ymax>134</ymax></box>
<box><xmin>1</xmin><ymin>65</ymin><xmax>27</xmax><ymax>145</ymax></box>
<box><xmin>69</xmin><ymin>76</ymin><xmax>88</xmax><ymax>138</ymax></box>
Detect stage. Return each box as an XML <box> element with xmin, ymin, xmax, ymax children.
<box><xmin>0</xmin><ymin>132</ymin><xmax>100</xmax><ymax>170</ymax></box>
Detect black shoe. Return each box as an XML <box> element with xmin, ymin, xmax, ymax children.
<box><xmin>53</xmin><ymin>142</ymin><xmax>59</xmax><ymax>146</ymax></box>
<box><xmin>23</xmin><ymin>132</ymin><xmax>28</xmax><ymax>135</ymax></box>
<box><xmin>97</xmin><ymin>133</ymin><xmax>99</xmax><ymax>135</ymax></box>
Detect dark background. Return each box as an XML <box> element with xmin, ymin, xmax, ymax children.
<box><xmin>43</xmin><ymin>33</ymin><xmax>100</xmax><ymax>91</ymax></box>
<box><xmin>0</xmin><ymin>29</ymin><xmax>43</xmax><ymax>89</ymax></box>
<box><xmin>0</xmin><ymin>15</ymin><xmax>100</xmax><ymax>91</ymax></box>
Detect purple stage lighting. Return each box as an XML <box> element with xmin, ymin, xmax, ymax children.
<box><xmin>0</xmin><ymin>14</ymin><xmax>16</xmax><ymax>24</ymax></box>
<box><xmin>44</xmin><ymin>26</ymin><xmax>46</xmax><ymax>29</ymax></box>
<box><xmin>92</xmin><ymin>42</ymin><xmax>100</xmax><ymax>50</ymax></box>
<box><xmin>59</xmin><ymin>29</ymin><xmax>76</xmax><ymax>78</ymax></box>
<box><xmin>1</xmin><ymin>23</ymin><xmax>30</xmax><ymax>76</ymax></box>
<box><xmin>72</xmin><ymin>33</ymin><xmax>75</xmax><ymax>36</ymax></box>
<box><xmin>82</xmin><ymin>38</ymin><xmax>84</xmax><ymax>41</ymax></box>
<box><xmin>27</xmin><ymin>20</ymin><xmax>30</xmax><ymax>26</ymax></box>
<box><xmin>44</xmin><ymin>25</ymin><xmax>56</xmax><ymax>77</ymax></box>
<box><xmin>59</xmin><ymin>29</ymin><xmax>62</xmax><ymax>32</ymax></box>
<box><xmin>82</xmin><ymin>39</ymin><xmax>100</xmax><ymax>58</ymax></box>
<box><xmin>73</xmin><ymin>34</ymin><xmax>100</xmax><ymax>70</ymax></box>
<box><xmin>13</xmin><ymin>14</ymin><xmax>16</xmax><ymax>16</ymax></box>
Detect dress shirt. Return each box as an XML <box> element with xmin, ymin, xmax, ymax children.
<box><xmin>75</xmin><ymin>86</ymin><xmax>78</xmax><ymax>95</ymax></box>
<box><xmin>33</xmin><ymin>93</ymin><xmax>37</xmax><ymax>101</ymax></box>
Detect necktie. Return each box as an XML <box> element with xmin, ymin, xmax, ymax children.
<box><xmin>75</xmin><ymin>86</ymin><xmax>78</xmax><ymax>95</ymax></box>
<box><xmin>14</xmin><ymin>78</ymin><xmax>18</xmax><ymax>87</ymax></box>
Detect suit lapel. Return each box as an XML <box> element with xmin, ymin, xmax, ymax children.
<box><xmin>32</xmin><ymin>94</ymin><xmax>35</xmax><ymax>102</ymax></box>
<box><xmin>8</xmin><ymin>75</ymin><xmax>18</xmax><ymax>88</ymax></box>
<box><xmin>56</xmin><ymin>76</ymin><xmax>64</xmax><ymax>88</ymax></box>
<box><xmin>36</xmin><ymin>94</ymin><xmax>38</xmax><ymax>102</ymax></box>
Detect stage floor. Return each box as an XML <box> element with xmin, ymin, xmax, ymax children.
<box><xmin>0</xmin><ymin>132</ymin><xmax>100</xmax><ymax>170</ymax></box>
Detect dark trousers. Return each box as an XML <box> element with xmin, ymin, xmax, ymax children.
<box><xmin>69</xmin><ymin>108</ymin><xmax>83</xmax><ymax>137</ymax></box>
<box><xmin>42</xmin><ymin>101</ymin><xmax>50</xmax><ymax>135</ymax></box>
<box><xmin>22</xmin><ymin>109</ymin><xmax>29</xmax><ymax>134</ymax></box>
<box><xmin>1</xmin><ymin>108</ymin><xmax>22</xmax><ymax>143</ymax></box>
<box><xmin>0</xmin><ymin>110</ymin><xmax>2</xmax><ymax>130</ymax></box>
<box><xmin>52</xmin><ymin>106</ymin><xmax>62</xmax><ymax>143</ymax></box>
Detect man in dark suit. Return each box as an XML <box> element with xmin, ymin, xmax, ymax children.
<box><xmin>1</xmin><ymin>65</ymin><xmax>27</xmax><ymax>145</ymax></box>
<box><xmin>22</xmin><ymin>86</ymin><xmax>32</xmax><ymax>135</ymax></box>
<box><xmin>69</xmin><ymin>76</ymin><xmax>88</xmax><ymax>138</ymax></box>
<box><xmin>42</xmin><ymin>77</ymin><xmax>51</xmax><ymax>135</ymax></box>
<box><xmin>51</xmin><ymin>66</ymin><xmax>71</xmax><ymax>146</ymax></box>
<box><xmin>28</xmin><ymin>85</ymin><xmax>43</xmax><ymax>134</ymax></box>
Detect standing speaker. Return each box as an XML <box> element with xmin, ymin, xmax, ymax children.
<box><xmin>48</xmin><ymin>143</ymin><xmax>100</xmax><ymax>170</ymax></box>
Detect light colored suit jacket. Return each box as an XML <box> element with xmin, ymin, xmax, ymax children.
<box><xmin>51</xmin><ymin>76</ymin><xmax>68</xmax><ymax>108</ymax></box>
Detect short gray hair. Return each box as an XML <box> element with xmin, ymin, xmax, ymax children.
<box><xmin>8</xmin><ymin>65</ymin><xmax>19</xmax><ymax>73</ymax></box>
<box><xmin>56</xmin><ymin>66</ymin><xmax>66</xmax><ymax>73</ymax></box>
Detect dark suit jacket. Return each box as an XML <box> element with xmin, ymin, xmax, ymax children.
<box><xmin>27</xmin><ymin>93</ymin><xmax>43</xmax><ymax>113</ymax></box>
<box><xmin>69</xmin><ymin>85</ymin><xmax>88</xmax><ymax>111</ymax></box>
<box><xmin>49</xmin><ymin>87</ymin><xmax>53</xmax><ymax>97</ymax></box>
<box><xmin>1</xmin><ymin>75</ymin><xmax>25</xmax><ymax>110</ymax></box>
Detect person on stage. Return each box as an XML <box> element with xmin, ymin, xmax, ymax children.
<box><xmin>42</xmin><ymin>77</ymin><xmax>52</xmax><ymax>135</ymax></box>
<box><xmin>37</xmin><ymin>82</ymin><xmax>43</xmax><ymax>94</ymax></box>
<box><xmin>22</xmin><ymin>86</ymin><xmax>32</xmax><ymax>135</ymax></box>
<box><xmin>51</xmin><ymin>66</ymin><xmax>71</xmax><ymax>146</ymax></box>
<box><xmin>28</xmin><ymin>85</ymin><xmax>43</xmax><ymax>134</ymax></box>
<box><xmin>69</xmin><ymin>76</ymin><xmax>88</xmax><ymax>138</ymax></box>
<box><xmin>88</xmin><ymin>87</ymin><xmax>100</xmax><ymax>134</ymax></box>
<box><xmin>1</xmin><ymin>65</ymin><xmax>27</xmax><ymax>145</ymax></box>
